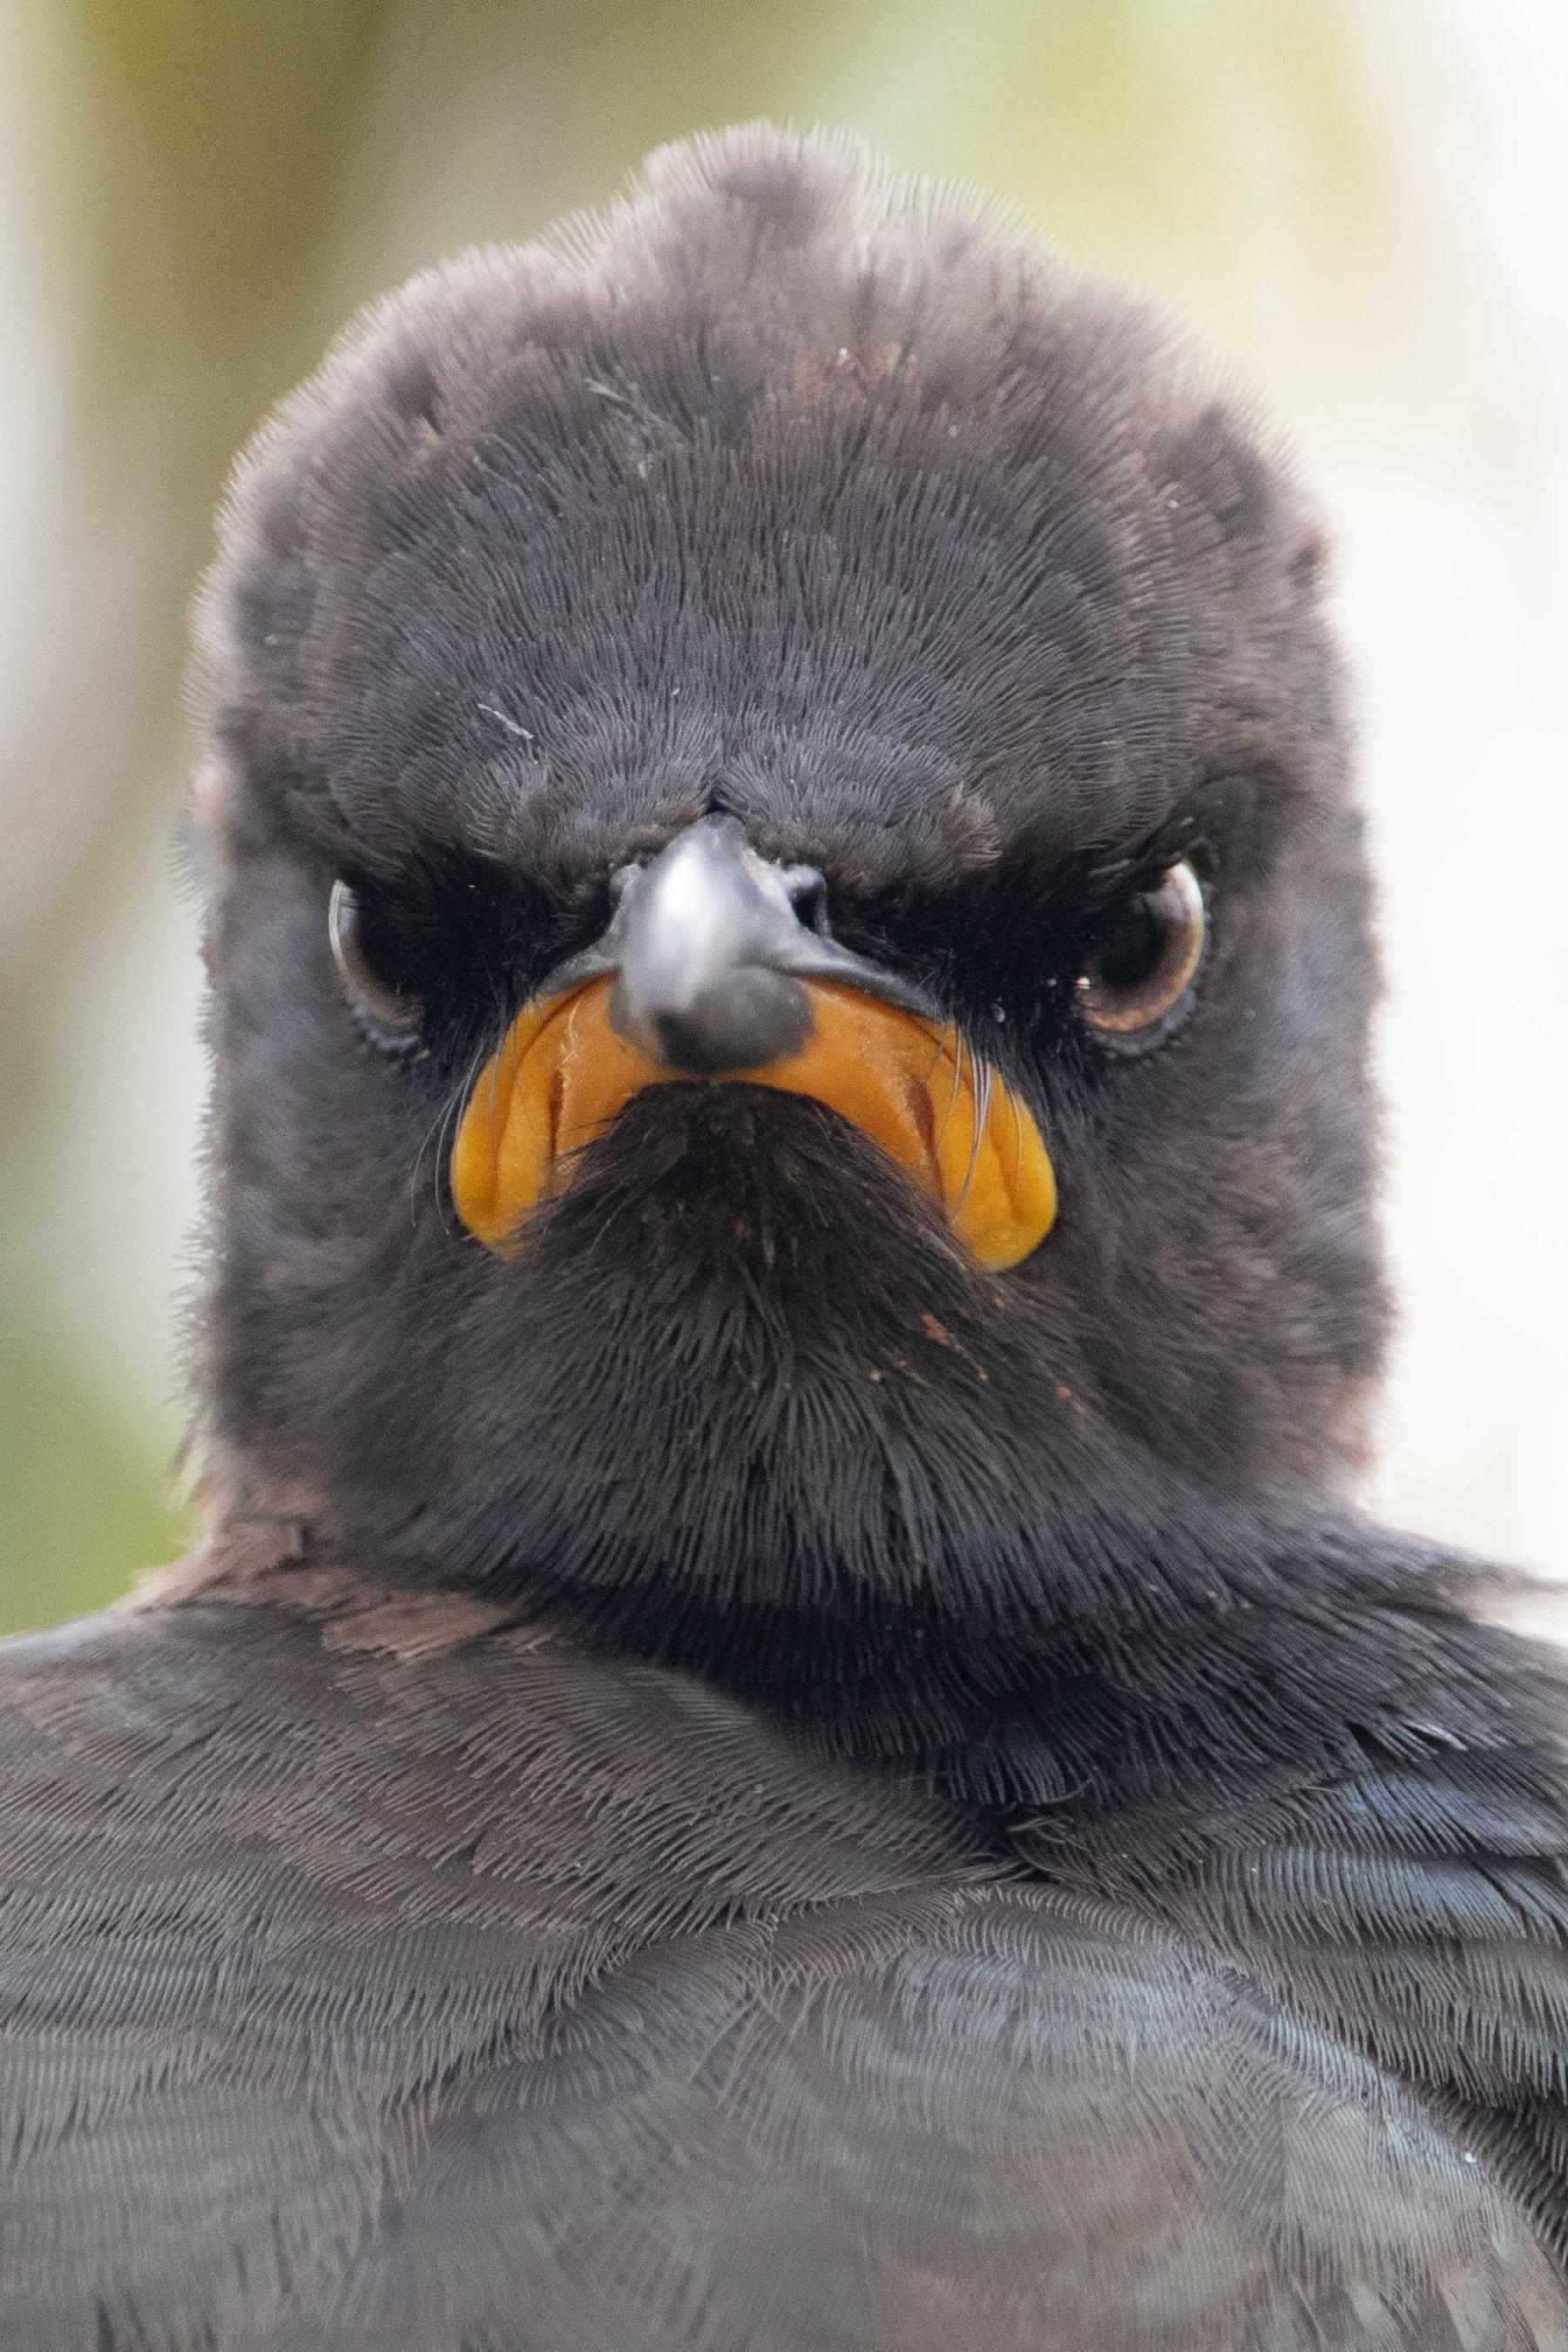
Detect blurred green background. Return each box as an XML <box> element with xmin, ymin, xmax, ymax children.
<box><xmin>2</xmin><ymin>0</ymin><xmax>1565</xmax><ymax>1634</ymax></box>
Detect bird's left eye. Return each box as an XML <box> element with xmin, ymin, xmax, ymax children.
<box><xmin>328</xmin><ymin>880</ymin><xmax>422</xmax><ymax>1048</ymax></box>
<box><xmin>1075</xmin><ymin>859</ymin><xmax>1206</xmax><ymax>1051</ymax></box>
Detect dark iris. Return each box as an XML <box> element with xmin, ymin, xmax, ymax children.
<box><xmin>1092</xmin><ymin>894</ymin><xmax>1164</xmax><ymax>990</ymax></box>
<box><xmin>1076</xmin><ymin>859</ymin><xmax>1206</xmax><ymax>1049</ymax></box>
<box><xmin>328</xmin><ymin>880</ymin><xmax>423</xmax><ymax>1049</ymax></box>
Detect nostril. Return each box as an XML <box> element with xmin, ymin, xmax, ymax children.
<box><xmin>781</xmin><ymin>866</ymin><xmax>830</xmax><ymax>936</ymax></box>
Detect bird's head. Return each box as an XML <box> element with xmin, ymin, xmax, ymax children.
<box><xmin>191</xmin><ymin>126</ymin><xmax>1385</xmax><ymax>1693</ymax></box>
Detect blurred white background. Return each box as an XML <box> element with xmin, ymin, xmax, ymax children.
<box><xmin>1</xmin><ymin>0</ymin><xmax>1564</xmax><ymax>1628</ymax></box>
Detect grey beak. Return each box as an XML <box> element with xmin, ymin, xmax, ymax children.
<box><xmin>606</xmin><ymin>819</ymin><xmax>818</xmax><ymax>1073</ymax></box>
<box><xmin>545</xmin><ymin>814</ymin><xmax>931</xmax><ymax>1078</ymax></box>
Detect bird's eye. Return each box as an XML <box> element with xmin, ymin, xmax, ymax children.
<box><xmin>1075</xmin><ymin>859</ymin><xmax>1206</xmax><ymax>1051</ymax></box>
<box><xmin>328</xmin><ymin>880</ymin><xmax>422</xmax><ymax>1047</ymax></box>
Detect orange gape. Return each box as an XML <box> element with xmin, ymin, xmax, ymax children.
<box><xmin>449</xmin><ymin>976</ymin><xmax>1057</xmax><ymax>1270</ymax></box>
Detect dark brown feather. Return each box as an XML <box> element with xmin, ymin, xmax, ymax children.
<box><xmin>3</xmin><ymin>1582</ymin><xmax>1565</xmax><ymax>2349</ymax></box>
<box><xmin>10</xmin><ymin>122</ymin><xmax>1565</xmax><ymax>2348</ymax></box>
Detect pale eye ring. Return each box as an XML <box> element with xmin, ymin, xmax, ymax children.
<box><xmin>328</xmin><ymin>880</ymin><xmax>422</xmax><ymax>1046</ymax></box>
<box><xmin>1075</xmin><ymin>859</ymin><xmax>1207</xmax><ymax>1051</ymax></box>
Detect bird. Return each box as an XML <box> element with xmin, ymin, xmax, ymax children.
<box><xmin>3</xmin><ymin>118</ymin><xmax>1568</xmax><ymax>2350</ymax></box>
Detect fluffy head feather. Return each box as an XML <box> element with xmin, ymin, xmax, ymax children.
<box><xmin>190</xmin><ymin>123</ymin><xmax>1386</xmax><ymax>1697</ymax></box>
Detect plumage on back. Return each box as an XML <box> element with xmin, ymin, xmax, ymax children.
<box><xmin>3</xmin><ymin>122</ymin><xmax>1567</xmax><ymax>2349</ymax></box>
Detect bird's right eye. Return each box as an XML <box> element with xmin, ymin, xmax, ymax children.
<box><xmin>328</xmin><ymin>880</ymin><xmax>422</xmax><ymax>1048</ymax></box>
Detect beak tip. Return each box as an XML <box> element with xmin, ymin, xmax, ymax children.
<box><xmin>608</xmin><ymin>968</ymin><xmax>813</xmax><ymax>1077</ymax></box>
